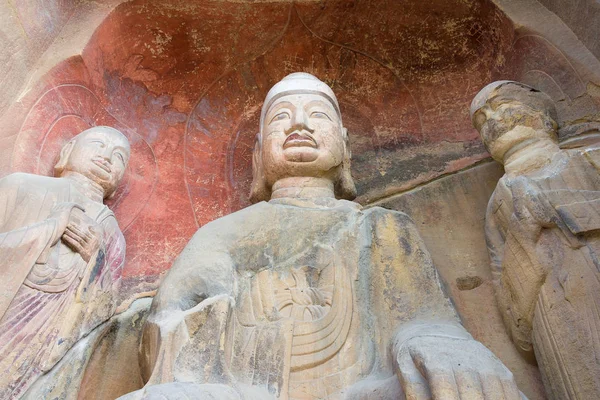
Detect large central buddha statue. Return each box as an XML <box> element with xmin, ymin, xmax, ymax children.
<box><xmin>123</xmin><ymin>73</ymin><xmax>522</xmax><ymax>400</ymax></box>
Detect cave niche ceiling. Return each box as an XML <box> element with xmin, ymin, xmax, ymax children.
<box><xmin>2</xmin><ymin>0</ymin><xmax>581</xmax><ymax>286</ymax></box>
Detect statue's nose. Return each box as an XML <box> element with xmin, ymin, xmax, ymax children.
<box><xmin>290</xmin><ymin>109</ymin><xmax>312</xmax><ymax>132</ymax></box>
<box><xmin>101</xmin><ymin>146</ymin><xmax>113</xmax><ymax>163</ymax></box>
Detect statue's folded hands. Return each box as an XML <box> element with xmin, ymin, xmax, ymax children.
<box><xmin>60</xmin><ymin>206</ymin><xmax>103</xmax><ymax>262</ymax></box>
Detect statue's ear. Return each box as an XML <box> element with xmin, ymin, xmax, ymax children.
<box><xmin>335</xmin><ymin>127</ymin><xmax>357</xmax><ymax>200</ymax></box>
<box><xmin>342</xmin><ymin>127</ymin><xmax>350</xmax><ymax>157</ymax></box>
<box><xmin>249</xmin><ymin>133</ymin><xmax>271</xmax><ymax>203</ymax></box>
<box><xmin>54</xmin><ymin>139</ymin><xmax>75</xmax><ymax>177</ymax></box>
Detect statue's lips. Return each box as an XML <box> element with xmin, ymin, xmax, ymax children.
<box><xmin>283</xmin><ymin>133</ymin><xmax>317</xmax><ymax>149</ymax></box>
<box><xmin>92</xmin><ymin>158</ymin><xmax>112</xmax><ymax>173</ymax></box>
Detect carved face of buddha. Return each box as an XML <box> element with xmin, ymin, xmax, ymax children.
<box><xmin>471</xmin><ymin>81</ymin><xmax>558</xmax><ymax>163</ymax></box>
<box><xmin>55</xmin><ymin>127</ymin><xmax>131</xmax><ymax>198</ymax></box>
<box><xmin>250</xmin><ymin>73</ymin><xmax>356</xmax><ymax>203</ymax></box>
<box><xmin>261</xmin><ymin>93</ymin><xmax>346</xmax><ymax>182</ymax></box>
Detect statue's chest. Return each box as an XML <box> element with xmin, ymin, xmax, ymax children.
<box><xmin>229</xmin><ymin>244</ymin><xmax>364</xmax><ymax>398</ymax></box>
<box><xmin>225</xmin><ymin>209</ymin><xmax>371</xmax><ymax>398</ymax></box>
<box><xmin>235</xmin><ymin>254</ymin><xmax>354</xmax><ymax>334</ymax></box>
<box><xmin>26</xmin><ymin>191</ymin><xmax>105</xmax><ymax>292</ymax></box>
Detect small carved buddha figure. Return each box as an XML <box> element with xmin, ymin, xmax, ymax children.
<box><xmin>125</xmin><ymin>73</ymin><xmax>521</xmax><ymax>400</ymax></box>
<box><xmin>471</xmin><ymin>81</ymin><xmax>600</xmax><ymax>400</ymax></box>
<box><xmin>0</xmin><ymin>126</ymin><xmax>130</xmax><ymax>399</ymax></box>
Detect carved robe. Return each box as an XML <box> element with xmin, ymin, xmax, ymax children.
<box><xmin>485</xmin><ymin>147</ymin><xmax>600</xmax><ymax>399</ymax></box>
<box><xmin>139</xmin><ymin>198</ymin><xmax>459</xmax><ymax>400</ymax></box>
<box><xmin>0</xmin><ymin>173</ymin><xmax>125</xmax><ymax>399</ymax></box>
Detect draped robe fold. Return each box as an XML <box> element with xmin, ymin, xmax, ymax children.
<box><xmin>139</xmin><ymin>198</ymin><xmax>460</xmax><ymax>400</ymax></box>
<box><xmin>0</xmin><ymin>173</ymin><xmax>126</xmax><ymax>399</ymax></box>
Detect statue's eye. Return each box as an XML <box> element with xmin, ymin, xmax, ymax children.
<box><xmin>311</xmin><ymin>111</ymin><xmax>331</xmax><ymax>120</ymax></box>
<box><xmin>474</xmin><ymin>112</ymin><xmax>487</xmax><ymax>130</ymax></box>
<box><xmin>115</xmin><ymin>152</ymin><xmax>125</xmax><ymax>164</ymax></box>
<box><xmin>271</xmin><ymin>112</ymin><xmax>290</xmax><ymax>123</ymax></box>
<box><xmin>91</xmin><ymin>140</ymin><xmax>105</xmax><ymax>148</ymax></box>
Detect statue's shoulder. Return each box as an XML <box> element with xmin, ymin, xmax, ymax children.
<box><xmin>362</xmin><ymin>206</ymin><xmax>416</xmax><ymax>227</ymax></box>
<box><xmin>565</xmin><ymin>145</ymin><xmax>600</xmax><ymax>166</ymax></box>
<box><xmin>196</xmin><ymin>201</ymin><xmax>272</xmax><ymax>234</ymax></box>
<box><xmin>0</xmin><ymin>172</ymin><xmax>61</xmax><ymax>189</ymax></box>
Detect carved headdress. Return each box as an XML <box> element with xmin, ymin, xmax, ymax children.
<box><xmin>259</xmin><ymin>72</ymin><xmax>342</xmax><ymax>129</ymax></box>
<box><xmin>250</xmin><ymin>73</ymin><xmax>356</xmax><ymax>203</ymax></box>
<box><xmin>470</xmin><ymin>80</ymin><xmax>557</xmax><ymax>122</ymax></box>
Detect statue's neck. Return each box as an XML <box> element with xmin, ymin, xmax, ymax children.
<box><xmin>503</xmin><ymin>138</ymin><xmax>560</xmax><ymax>176</ymax></box>
<box><xmin>61</xmin><ymin>171</ymin><xmax>105</xmax><ymax>203</ymax></box>
<box><xmin>270</xmin><ymin>177</ymin><xmax>335</xmax><ymax>200</ymax></box>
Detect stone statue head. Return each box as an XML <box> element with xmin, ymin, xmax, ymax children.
<box><xmin>54</xmin><ymin>126</ymin><xmax>131</xmax><ymax>199</ymax></box>
<box><xmin>470</xmin><ymin>80</ymin><xmax>558</xmax><ymax>163</ymax></box>
<box><xmin>249</xmin><ymin>73</ymin><xmax>356</xmax><ymax>203</ymax></box>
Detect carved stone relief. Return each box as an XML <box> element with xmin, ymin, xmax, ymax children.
<box><xmin>472</xmin><ymin>80</ymin><xmax>600</xmax><ymax>399</ymax></box>
<box><xmin>119</xmin><ymin>73</ymin><xmax>522</xmax><ymax>400</ymax></box>
<box><xmin>1</xmin><ymin>2</ymin><xmax>599</xmax><ymax>399</ymax></box>
<box><xmin>0</xmin><ymin>126</ymin><xmax>130</xmax><ymax>399</ymax></box>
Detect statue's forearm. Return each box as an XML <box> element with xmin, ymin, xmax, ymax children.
<box><xmin>141</xmin><ymin>294</ymin><xmax>233</xmax><ymax>385</ymax></box>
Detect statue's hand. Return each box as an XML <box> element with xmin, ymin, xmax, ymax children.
<box><xmin>61</xmin><ymin>207</ymin><xmax>103</xmax><ymax>262</ymax></box>
<box><xmin>48</xmin><ymin>203</ymin><xmax>84</xmax><ymax>246</ymax></box>
<box><xmin>396</xmin><ymin>335</ymin><xmax>522</xmax><ymax>399</ymax></box>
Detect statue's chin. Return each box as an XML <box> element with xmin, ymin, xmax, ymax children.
<box><xmin>283</xmin><ymin>147</ymin><xmax>319</xmax><ymax>163</ymax></box>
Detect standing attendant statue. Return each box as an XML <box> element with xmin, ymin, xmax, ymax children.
<box><xmin>0</xmin><ymin>126</ymin><xmax>130</xmax><ymax>399</ymax></box>
<box><xmin>471</xmin><ymin>80</ymin><xmax>600</xmax><ymax>400</ymax></box>
<box><xmin>123</xmin><ymin>73</ymin><xmax>522</xmax><ymax>400</ymax></box>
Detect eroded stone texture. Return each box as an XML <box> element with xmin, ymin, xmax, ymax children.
<box><xmin>0</xmin><ymin>127</ymin><xmax>130</xmax><ymax>399</ymax></box>
<box><xmin>472</xmin><ymin>81</ymin><xmax>600</xmax><ymax>399</ymax></box>
<box><xmin>0</xmin><ymin>0</ymin><xmax>78</xmax><ymax>116</ymax></box>
<box><xmin>22</xmin><ymin>298</ymin><xmax>151</xmax><ymax>400</ymax></box>
<box><xmin>119</xmin><ymin>73</ymin><xmax>523</xmax><ymax>400</ymax></box>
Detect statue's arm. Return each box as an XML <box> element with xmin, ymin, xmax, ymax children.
<box><xmin>0</xmin><ymin>174</ymin><xmax>78</xmax><ymax>256</ymax></box>
<box><xmin>366</xmin><ymin>208</ymin><xmax>461</xmax><ymax>329</ymax></box>
<box><xmin>366</xmin><ymin>208</ymin><xmax>521</xmax><ymax>399</ymax></box>
<box><xmin>100</xmin><ymin>216</ymin><xmax>126</xmax><ymax>287</ymax></box>
<box><xmin>140</xmin><ymin>227</ymin><xmax>236</xmax><ymax>384</ymax></box>
<box><xmin>150</xmin><ymin>230</ymin><xmax>235</xmax><ymax>314</ymax></box>
<box><xmin>490</xmin><ymin>179</ymin><xmax>549</xmax><ymax>355</ymax></box>
<box><xmin>0</xmin><ymin>212</ymin><xmax>60</xmax><ymax>321</ymax></box>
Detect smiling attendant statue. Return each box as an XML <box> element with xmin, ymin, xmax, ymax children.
<box><xmin>122</xmin><ymin>73</ymin><xmax>522</xmax><ymax>400</ymax></box>
<box><xmin>0</xmin><ymin>126</ymin><xmax>129</xmax><ymax>399</ymax></box>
